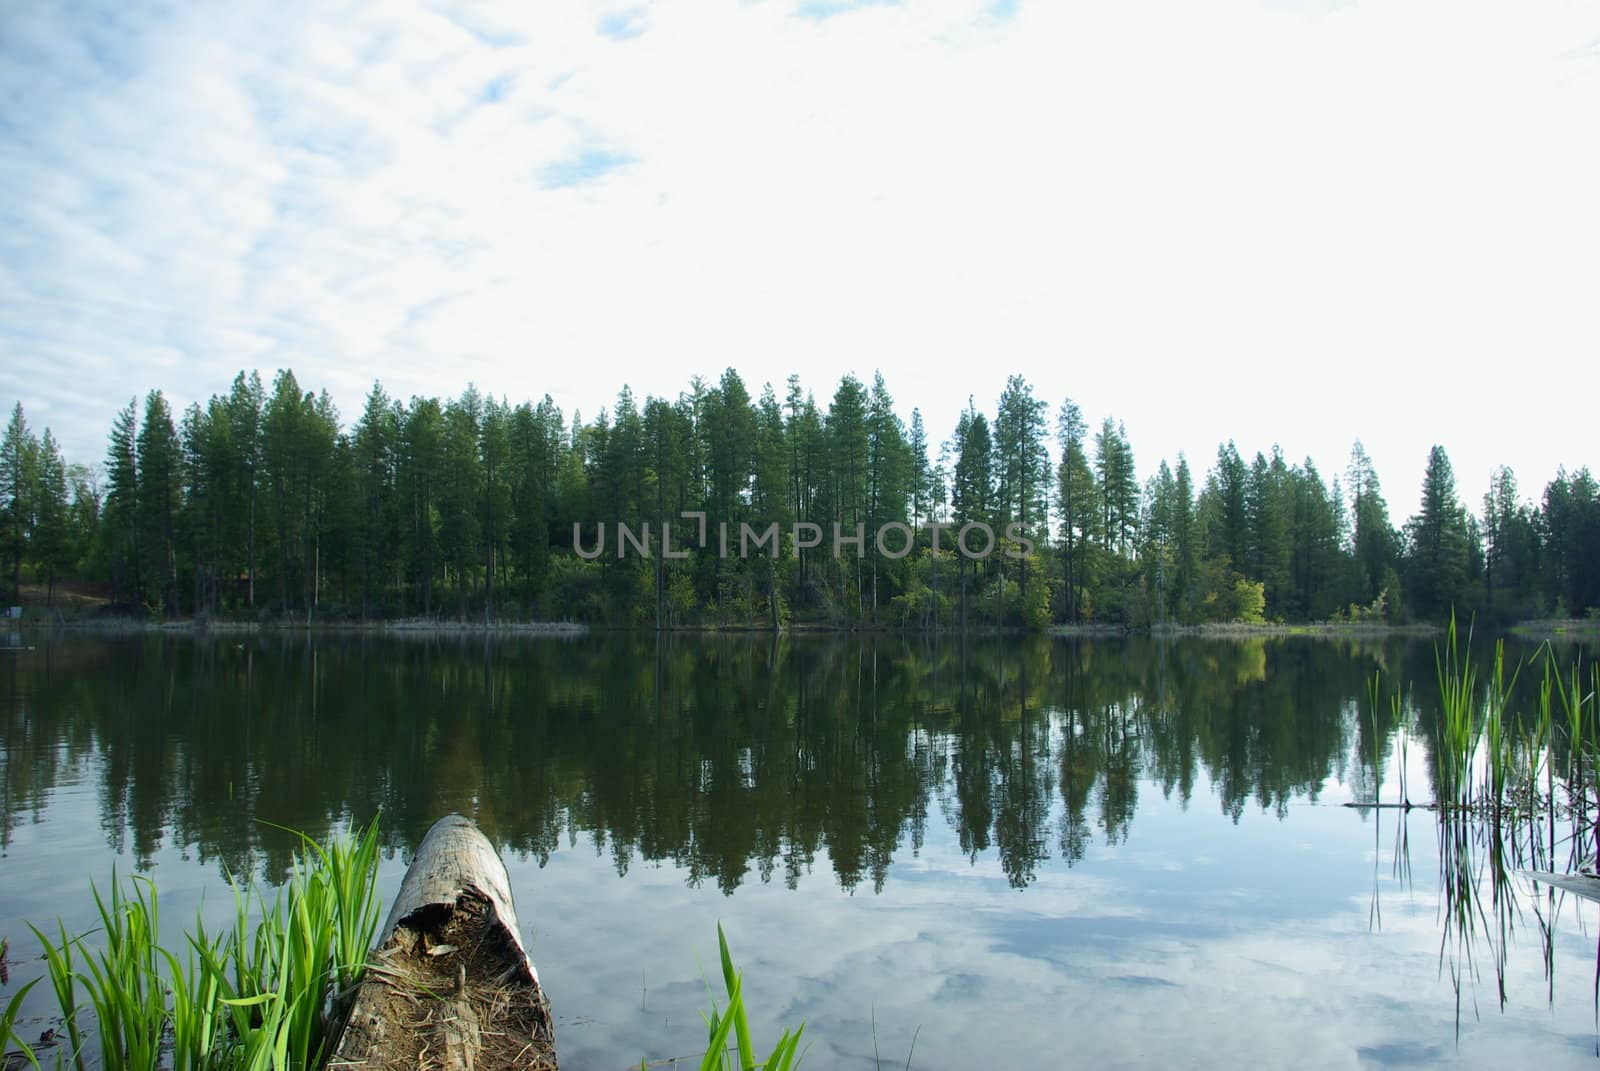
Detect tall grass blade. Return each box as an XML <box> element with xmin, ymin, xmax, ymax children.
<box><xmin>700</xmin><ymin>972</ymin><xmax>743</xmax><ymax>1071</ymax></box>
<box><xmin>716</xmin><ymin>924</ymin><xmax>756</xmax><ymax>1071</ymax></box>
<box><xmin>1</xmin><ymin>977</ymin><xmax>41</xmax><ymax>1071</ymax></box>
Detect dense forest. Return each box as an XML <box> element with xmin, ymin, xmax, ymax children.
<box><xmin>1</xmin><ymin>368</ymin><xmax>1597</xmax><ymax>628</ymax></box>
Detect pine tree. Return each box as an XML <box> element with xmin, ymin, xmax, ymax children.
<box><xmin>753</xmin><ymin>383</ymin><xmax>790</xmax><ymax>627</ymax></box>
<box><xmin>33</xmin><ymin>429</ymin><xmax>70</xmax><ymax>605</ymax></box>
<box><xmin>102</xmin><ymin>400</ymin><xmax>141</xmax><ymax>607</ymax></box>
<box><xmin>865</xmin><ymin>371</ymin><xmax>910</xmax><ymax>616</ymax></box>
<box><xmin>705</xmin><ymin>369</ymin><xmax>756</xmax><ymax>527</ymax></box>
<box><xmin>1405</xmin><ymin>445</ymin><xmax>1473</xmax><ymax>620</ymax></box>
<box><xmin>1346</xmin><ymin>441</ymin><xmax>1397</xmax><ymax>608</ymax></box>
<box><xmin>1094</xmin><ymin>418</ymin><xmax>1137</xmax><ymax>557</ymax></box>
<box><xmin>952</xmin><ymin>401</ymin><xmax>995</xmax><ymax>629</ymax></box>
<box><xmin>1286</xmin><ymin>459</ymin><xmax>1342</xmax><ymax>619</ymax></box>
<box><xmin>1141</xmin><ymin>461</ymin><xmax>1178</xmax><ymax>622</ymax></box>
<box><xmin>67</xmin><ymin>462</ymin><xmax>101</xmax><ymax>578</ymax></box>
<box><xmin>226</xmin><ymin>372</ymin><xmax>264</xmax><ymax>608</ymax></box>
<box><xmin>481</xmin><ymin>394</ymin><xmax>512</xmax><ymax>622</ymax></box>
<box><xmin>352</xmin><ymin>383</ymin><xmax>399</xmax><ymax>619</ymax></box>
<box><xmin>400</xmin><ymin>397</ymin><xmax>443</xmax><ymax>615</ymax></box>
<box><xmin>785</xmin><ymin>387</ymin><xmax>824</xmax><ymax>604</ymax></box>
<box><xmin>995</xmin><ymin>375</ymin><xmax>1049</xmax><ymax>534</ymax></box>
<box><xmin>1540</xmin><ymin>468</ymin><xmax>1600</xmax><ymax>617</ymax></box>
<box><xmin>179</xmin><ymin>402</ymin><xmax>217</xmax><ymax>614</ymax></box>
<box><xmin>1056</xmin><ymin>399</ymin><xmax>1096</xmax><ymax>622</ymax></box>
<box><xmin>509</xmin><ymin>396</ymin><xmax>563</xmax><ymax>612</ymax></box>
<box><xmin>1205</xmin><ymin>441</ymin><xmax>1249</xmax><ymax>573</ymax></box>
<box><xmin>0</xmin><ymin>403</ymin><xmax>37</xmax><ymax>602</ymax></box>
<box><xmin>1482</xmin><ymin>466</ymin><xmax>1548</xmax><ymax>618</ymax></box>
<box><xmin>263</xmin><ymin>372</ymin><xmax>305</xmax><ymax>612</ymax></box>
<box><xmin>136</xmin><ymin>391</ymin><xmax>180</xmax><ymax>617</ymax></box>
<box><xmin>994</xmin><ymin>376</ymin><xmax>1048</xmax><ymax>621</ymax></box>
<box><xmin>827</xmin><ymin>375</ymin><xmax>871</xmax><ymax>617</ymax></box>
<box><xmin>907</xmin><ymin>408</ymin><xmax>931</xmax><ymax>528</ymax></box>
<box><xmin>304</xmin><ymin>390</ymin><xmax>341</xmax><ymax>617</ymax></box>
<box><xmin>1245</xmin><ymin>449</ymin><xmax>1291</xmax><ymax>615</ymax></box>
<box><xmin>440</xmin><ymin>388</ymin><xmax>484</xmax><ymax>617</ymax></box>
<box><xmin>1172</xmin><ymin>454</ymin><xmax>1196</xmax><ymax>615</ymax></box>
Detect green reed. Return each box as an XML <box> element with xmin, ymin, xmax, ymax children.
<box><xmin>24</xmin><ymin>815</ymin><xmax>383</xmax><ymax>1071</ymax></box>
<box><xmin>1404</xmin><ymin>624</ymin><xmax>1599</xmax><ymax>1030</ymax></box>
<box><xmin>2</xmin><ymin>975</ymin><xmax>42</xmax><ymax>1070</ymax></box>
<box><xmin>1433</xmin><ymin>615</ymin><xmax>1481</xmax><ymax>810</ymax></box>
<box><xmin>1548</xmin><ymin>654</ymin><xmax>1600</xmax><ymax>860</ymax></box>
<box><xmin>26</xmin><ymin>919</ymin><xmax>86</xmax><ymax>1071</ymax></box>
<box><xmin>700</xmin><ymin>923</ymin><xmax>805</xmax><ymax>1071</ymax></box>
<box><xmin>1420</xmin><ymin>616</ymin><xmax>1577</xmax><ymax>822</ymax></box>
<box><xmin>160</xmin><ymin>915</ymin><xmax>226</xmax><ymax>1071</ymax></box>
<box><xmin>79</xmin><ymin>874</ymin><xmax>167</xmax><ymax>1071</ymax></box>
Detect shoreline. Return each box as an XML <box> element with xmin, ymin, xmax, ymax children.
<box><xmin>42</xmin><ymin>617</ymin><xmax>591</xmax><ymax>636</ymax></box>
<box><xmin>17</xmin><ymin>617</ymin><xmax>1592</xmax><ymax>640</ymax></box>
<box><xmin>1509</xmin><ymin>619</ymin><xmax>1600</xmax><ymax>641</ymax></box>
<box><xmin>1141</xmin><ymin>621</ymin><xmax>1443</xmax><ymax>638</ymax></box>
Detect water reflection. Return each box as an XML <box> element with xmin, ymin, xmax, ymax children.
<box><xmin>3</xmin><ymin>633</ymin><xmax>1447</xmax><ymax>890</ymax></box>
<box><xmin>7</xmin><ymin>633</ymin><xmax>1600</xmax><ymax>1066</ymax></box>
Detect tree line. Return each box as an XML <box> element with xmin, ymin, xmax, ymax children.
<box><xmin>1</xmin><ymin>368</ymin><xmax>1596</xmax><ymax>627</ymax></box>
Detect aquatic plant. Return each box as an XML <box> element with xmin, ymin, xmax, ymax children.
<box><xmin>700</xmin><ymin>923</ymin><xmax>806</xmax><ymax>1071</ymax></box>
<box><xmin>1432</xmin><ymin>615</ymin><xmax>1481</xmax><ymax>809</ymax></box>
<box><xmin>25</xmin><ymin>815</ymin><xmax>383</xmax><ymax>1071</ymax></box>
<box><xmin>1357</xmin><ymin>620</ymin><xmax>1600</xmax><ymax>1035</ymax></box>
<box><xmin>26</xmin><ymin>919</ymin><xmax>85</xmax><ymax>1071</ymax></box>
<box><xmin>160</xmin><ymin>914</ymin><xmax>227</xmax><ymax>1071</ymax></box>
<box><xmin>2</xmin><ymin>976</ymin><xmax>41</xmax><ymax>1070</ymax></box>
<box><xmin>1548</xmin><ymin>653</ymin><xmax>1600</xmax><ymax>860</ymax></box>
<box><xmin>871</xmin><ymin>1005</ymin><xmax>920</xmax><ymax>1071</ymax></box>
<box><xmin>79</xmin><ymin>874</ymin><xmax>167</xmax><ymax>1071</ymax></box>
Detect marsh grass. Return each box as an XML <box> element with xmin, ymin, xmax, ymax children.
<box><xmin>699</xmin><ymin>924</ymin><xmax>805</xmax><ymax>1071</ymax></box>
<box><xmin>81</xmin><ymin>875</ymin><xmax>167</xmax><ymax>1071</ymax></box>
<box><xmin>1363</xmin><ymin>616</ymin><xmax>1600</xmax><ymax>1035</ymax></box>
<box><xmin>3</xmin><ymin>975</ymin><xmax>42</xmax><ymax>1070</ymax></box>
<box><xmin>1414</xmin><ymin>616</ymin><xmax>1594</xmax><ymax>826</ymax></box>
<box><xmin>1366</xmin><ymin>672</ymin><xmax>1415</xmax><ymax>931</ymax></box>
<box><xmin>638</xmin><ymin>925</ymin><xmax>809</xmax><ymax>1070</ymax></box>
<box><xmin>22</xmin><ymin>815</ymin><xmax>382</xmax><ymax>1071</ymax></box>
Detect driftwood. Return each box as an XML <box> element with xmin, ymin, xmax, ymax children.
<box><xmin>330</xmin><ymin>815</ymin><xmax>557</xmax><ymax>1070</ymax></box>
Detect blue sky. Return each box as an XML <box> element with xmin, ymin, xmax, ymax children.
<box><xmin>2</xmin><ymin>0</ymin><xmax>1598</xmax><ymax>514</ymax></box>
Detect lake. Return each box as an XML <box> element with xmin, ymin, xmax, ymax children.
<box><xmin>3</xmin><ymin>632</ymin><xmax>1599</xmax><ymax>1069</ymax></box>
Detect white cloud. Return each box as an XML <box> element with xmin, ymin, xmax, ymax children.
<box><xmin>2</xmin><ymin>0</ymin><xmax>1597</xmax><ymax>515</ymax></box>
<box><xmin>499</xmin><ymin>778</ymin><xmax>1600</xmax><ymax>1069</ymax></box>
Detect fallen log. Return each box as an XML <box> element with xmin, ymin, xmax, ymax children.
<box><xmin>329</xmin><ymin>814</ymin><xmax>557</xmax><ymax>1070</ymax></box>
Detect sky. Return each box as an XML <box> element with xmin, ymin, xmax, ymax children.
<box><xmin>2</xmin><ymin>0</ymin><xmax>1597</xmax><ymax>518</ymax></box>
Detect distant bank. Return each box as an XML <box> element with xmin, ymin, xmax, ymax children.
<box><xmin>18</xmin><ymin>615</ymin><xmax>1600</xmax><ymax>641</ymax></box>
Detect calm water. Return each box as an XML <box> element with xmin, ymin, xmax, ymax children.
<box><xmin>3</xmin><ymin>632</ymin><xmax>1600</xmax><ymax>1068</ymax></box>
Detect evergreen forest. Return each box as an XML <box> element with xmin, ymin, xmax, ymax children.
<box><xmin>2</xmin><ymin>368</ymin><xmax>1596</xmax><ymax>628</ymax></box>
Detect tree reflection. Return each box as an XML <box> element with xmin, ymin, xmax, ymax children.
<box><xmin>2</xmin><ymin>633</ymin><xmax>1442</xmax><ymax>892</ymax></box>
